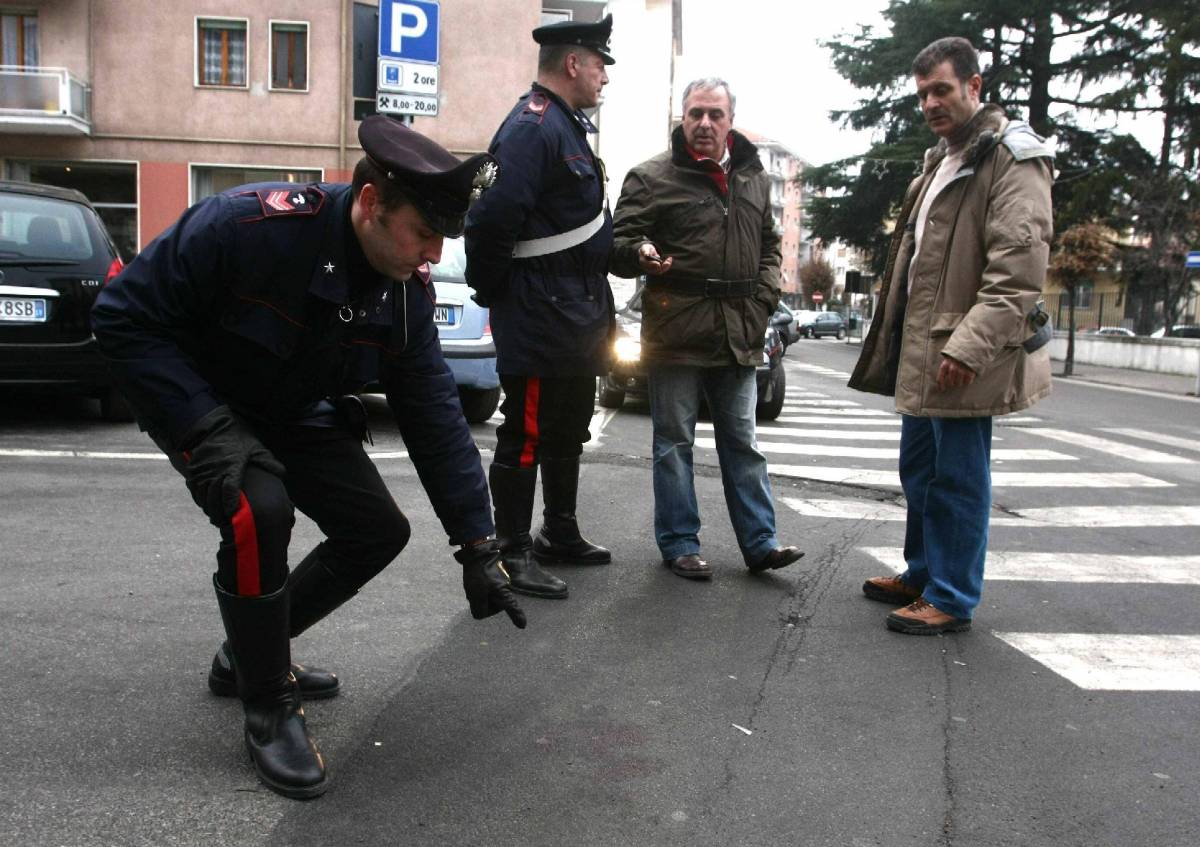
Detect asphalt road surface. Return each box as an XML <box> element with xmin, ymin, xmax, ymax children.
<box><xmin>1</xmin><ymin>338</ymin><xmax>1197</xmax><ymax>847</ymax></box>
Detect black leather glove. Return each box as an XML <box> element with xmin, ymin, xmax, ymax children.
<box><xmin>180</xmin><ymin>405</ymin><xmax>286</xmax><ymax>523</ymax></box>
<box><xmin>453</xmin><ymin>539</ymin><xmax>527</xmax><ymax>629</ymax></box>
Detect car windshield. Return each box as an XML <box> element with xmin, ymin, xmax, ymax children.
<box><xmin>0</xmin><ymin>193</ymin><xmax>99</xmax><ymax>262</ymax></box>
<box><xmin>428</xmin><ymin>237</ymin><xmax>467</xmax><ymax>282</ymax></box>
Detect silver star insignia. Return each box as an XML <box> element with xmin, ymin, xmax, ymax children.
<box><xmin>324</xmin><ymin>261</ymin><xmax>335</xmax><ymax>274</ymax></box>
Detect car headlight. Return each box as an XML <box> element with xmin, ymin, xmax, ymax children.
<box><xmin>614</xmin><ymin>335</ymin><xmax>642</xmax><ymax>363</ymax></box>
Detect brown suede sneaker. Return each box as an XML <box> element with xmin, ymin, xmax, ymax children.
<box><xmin>862</xmin><ymin>574</ymin><xmax>922</xmax><ymax>605</ymax></box>
<box><xmin>886</xmin><ymin>598</ymin><xmax>972</xmax><ymax>635</ymax></box>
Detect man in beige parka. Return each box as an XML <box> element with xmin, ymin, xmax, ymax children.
<box><xmin>849</xmin><ymin>37</ymin><xmax>1055</xmax><ymax>634</ymax></box>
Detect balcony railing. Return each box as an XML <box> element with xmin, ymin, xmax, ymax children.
<box><xmin>0</xmin><ymin>65</ymin><xmax>92</xmax><ymax>135</ymax></box>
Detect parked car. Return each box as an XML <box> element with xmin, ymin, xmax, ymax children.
<box><xmin>770</xmin><ymin>302</ymin><xmax>801</xmax><ymax>347</ymax></box>
<box><xmin>1151</xmin><ymin>324</ymin><xmax>1200</xmax><ymax>339</ymax></box>
<box><xmin>427</xmin><ymin>238</ymin><xmax>501</xmax><ymax>423</ymax></box>
<box><xmin>1089</xmin><ymin>326</ymin><xmax>1136</xmax><ymax>337</ymax></box>
<box><xmin>0</xmin><ymin>180</ymin><xmax>129</xmax><ymax>419</ymax></box>
<box><xmin>596</xmin><ymin>282</ymin><xmax>787</xmax><ymax>420</ymax></box>
<box><xmin>797</xmin><ymin>310</ymin><xmax>847</xmax><ymax>339</ymax></box>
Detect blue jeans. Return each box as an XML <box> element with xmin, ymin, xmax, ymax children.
<box><xmin>898</xmin><ymin>415</ymin><xmax>992</xmax><ymax>620</ymax></box>
<box><xmin>647</xmin><ymin>364</ymin><xmax>778</xmax><ymax>562</ymax></box>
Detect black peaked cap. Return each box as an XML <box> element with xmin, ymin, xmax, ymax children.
<box><xmin>532</xmin><ymin>13</ymin><xmax>615</xmax><ymax>65</ymax></box>
<box><xmin>357</xmin><ymin>115</ymin><xmax>498</xmax><ymax>238</ymax></box>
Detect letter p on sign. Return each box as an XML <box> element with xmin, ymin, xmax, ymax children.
<box><xmin>392</xmin><ymin>4</ymin><xmax>427</xmax><ymax>49</ymax></box>
<box><xmin>379</xmin><ymin>0</ymin><xmax>440</xmax><ymax>64</ymax></box>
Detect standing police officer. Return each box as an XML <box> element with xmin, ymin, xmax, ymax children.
<box><xmin>464</xmin><ymin>15</ymin><xmax>617</xmax><ymax>601</ymax></box>
<box><xmin>91</xmin><ymin>118</ymin><xmax>524</xmax><ymax>800</ymax></box>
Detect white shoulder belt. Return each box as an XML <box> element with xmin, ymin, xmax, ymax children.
<box><xmin>511</xmin><ymin>207</ymin><xmax>607</xmax><ymax>259</ymax></box>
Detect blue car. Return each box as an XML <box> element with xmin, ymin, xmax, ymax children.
<box><xmin>430</xmin><ymin>238</ymin><xmax>501</xmax><ymax>423</ymax></box>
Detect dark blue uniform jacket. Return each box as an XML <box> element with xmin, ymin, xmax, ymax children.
<box><xmin>464</xmin><ymin>84</ymin><xmax>615</xmax><ymax>376</ymax></box>
<box><xmin>91</xmin><ymin>182</ymin><xmax>492</xmax><ymax>544</ymax></box>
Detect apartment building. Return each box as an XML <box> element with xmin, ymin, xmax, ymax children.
<box><xmin>0</xmin><ymin>1</ymin><xmax>608</xmax><ymax>258</ymax></box>
<box><xmin>738</xmin><ymin>129</ymin><xmax>805</xmax><ymax>300</ymax></box>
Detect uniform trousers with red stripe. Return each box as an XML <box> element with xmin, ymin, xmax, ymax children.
<box><xmin>493</xmin><ymin>374</ymin><xmax>596</xmax><ymax>467</ymax></box>
<box><xmin>166</xmin><ymin>422</ymin><xmax>410</xmax><ymax>598</ymax></box>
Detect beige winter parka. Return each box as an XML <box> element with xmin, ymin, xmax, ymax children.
<box><xmin>849</xmin><ymin>105</ymin><xmax>1055</xmax><ymax>417</ymax></box>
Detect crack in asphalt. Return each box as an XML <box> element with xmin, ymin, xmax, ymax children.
<box><xmin>936</xmin><ymin>638</ymin><xmax>968</xmax><ymax>846</ymax></box>
<box><xmin>708</xmin><ymin>513</ymin><xmax>879</xmax><ymax>800</ymax></box>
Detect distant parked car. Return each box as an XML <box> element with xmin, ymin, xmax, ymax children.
<box><xmin>1150</xmin><ymin>324</ymin><xmax>1200</xmax><ymax>339</ymax></box>
<box><xmin>597</xmin><ymin>282</ymin><xmax>787</xmax><ymax>420</ymax></box>
<box><xmin>0</xmin><ymin>180</ymin><xmax>129</xmax><ymax>419</ymax></box>
<box><xmin>797</xmin><ymin>310</ymin><xmax>847</xmax><ymax>339</ymax></box>
<box><xmin>1089</xmin><ymin>326</ymin><xmax>1135</xmax><ymax>337</ymax></box>
<box><xmin>427</xmin><ymin>238</ymin><xmax>501</xmax><ymax>423</ymax></box>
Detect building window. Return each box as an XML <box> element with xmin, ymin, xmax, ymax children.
<box><xmin>1</xmin><ymin>11</ymin><xmax>38</xmax><ymax>65</ymax></box>
<box><xmin>191</xmin><ymin>165</ymin><xmax>322</xmax><ymax>204</ymax></box>
<box><xmin>270</xmin><ymin>21</ymin><xmax>308</xmax><ymax>91</ymax></box>
<box><xmin>1075</xmin><ymin>282</ymin><xmax>1093</xmax><ymax>310</ymax></box>
<box><xmin>197</xmin><ymin>18</ymin><xmax>248</xmax><ymax>88</ymax></box>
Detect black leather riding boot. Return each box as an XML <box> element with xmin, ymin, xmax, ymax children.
<box><xmin>532</xmin><ymin>456</ymin><xmax>611</xmax><ymax>565</ymax></box>
<box><xmin>490</xmin><ymin>463</ymin><xmax>568</xmax><ymax>599</ymax></box>
<box><xmin>208</xmin><ymin>549</ymin><xmax>351</xmax><ymax>700</ymax></box>
<box><xmin>213</xmin><ymin>577</ymin><xmax>327</xmax><ymax>799</ymax></box>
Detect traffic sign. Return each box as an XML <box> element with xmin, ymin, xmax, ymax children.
<box><xmin>377</xmin><ymin>92</ymin><xmax>439</xmax><ymax>117</ymax></box>
<box><xmin>379</xmin><ymin>0</ymin><xmax>440</xmax><ymax>64</ymax></box>
<box><xmin>378</xmin><ymin>59</ymin><xmax>439</xmax><ymax>95</ymax></box>
<box><xmin>812</xmin><ymin>292</ymin><xmax>824</xmax><ymax>302</ymax></box>
<box><xmin>1187</xmin><ymin>251</ymin><xmax>1200</xmax><ymax>269</ymax></box>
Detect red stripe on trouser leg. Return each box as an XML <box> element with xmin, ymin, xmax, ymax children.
<box><xmin>519</xmin><ymin>377</ymin><xmax>541</xmax><ymax>468</ymax></box>
<box><xmin>231</xmin><ymin>492</ymin><xmax>262</xmax><ymax>596</ymax></box>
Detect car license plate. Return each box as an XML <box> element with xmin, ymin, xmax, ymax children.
<box><xmin>434</xmin><ymin>305</ymin><xmax>455</xmax><ymax>325</ymax></box>
<box><xmin>0</xmin><ymin>297</ymin><xmax>47</xmax><ymax>322</ymax></box>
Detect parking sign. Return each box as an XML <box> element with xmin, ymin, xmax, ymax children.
<box><xmin>379</xmin><ymin>0</ymin><xmax>440</xmax><ymax>64</ymax></box>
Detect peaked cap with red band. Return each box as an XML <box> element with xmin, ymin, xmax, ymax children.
<box><xmin>358</xmin><ymin>116</ymin><xmax>499</xmax><ymax>238</ymax></box>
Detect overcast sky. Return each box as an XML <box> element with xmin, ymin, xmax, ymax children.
<box><xmin>676</xmin><ymin>0</ymin><xmax>1162</xmax><ymax>166</ymax></box>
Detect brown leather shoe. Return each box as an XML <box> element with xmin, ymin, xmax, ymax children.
<box><xmin>862</xmin><ymin>574</ymin><xmax>922</xmax><ymax>605</ymax></box>
<box><xmin>663</xmin><ymin>554</ymin><xmax>712</xmax><ymax>581</ymax></box>
<box><xmin>747</xmin><ymin>546</ymin><xmax>805</xmax><ymax>573</ymax></box>
<box><xmin>886</xmin><ymin>598</ymin><xmax>971</xmax><ymax>635</ymax></box>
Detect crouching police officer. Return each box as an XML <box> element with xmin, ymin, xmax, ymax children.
<box><xmin>91</xmin><ymin>117</ymin><xmax>524</xmax><ymax>800</ymax></box>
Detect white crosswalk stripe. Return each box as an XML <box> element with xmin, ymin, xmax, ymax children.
<box><xmin>781</xmin><ymin>497</ymin><xmax>1200</xmax><ymax>526</ymax></box>
<box><xmin>1022</xmin><ymin>427</ymin><xmax>1196</xmax><ymax>464</ymax></box>
<box><xmin>773</xmin><ymin>468</ymin><xmax>1170</xmax><ymax>488</ymax></box>
<box><xmin>775</xmin><ymin>415</ymin><xmax>901</xmax><ymax>426</ymax></box>
<box><xmin>859</xmin><ymin>547</ymin><xmax>1200</xmax><ymax>584</ymax></box>
<box><xmin>990</xmin><ymin>634</ymin><xmax>1200</xmax><ymax>691</ymax></box>
<box><xmin>701</xmin><ymin>422</ymin><xmax>900</xmax><ymax>441</ymax></box>
<box><xmin>703</xmin><ymin>437</ymin><xmax>1073</xmax><ymax>462</ymax></box>
<box><xmin>1100</xmin><ymin>428</ymin><xmax>1200</xmax><ymax>454</ymax></box>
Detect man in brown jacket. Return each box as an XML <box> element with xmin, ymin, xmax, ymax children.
<box><xmin>849</xmin><ymin>38</ymin><xmax>1055</xmax><ymax>634</ymax></box>
<box><xmin>610</xmin><ymin>77</ymin><xmax>803</xmax><ymax>581</ymax></box>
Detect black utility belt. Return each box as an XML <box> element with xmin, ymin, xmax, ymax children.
<box><xmin>648</xmin><ymin>276</ymin><xmax>757</xmax><ymax>298</ymax></box>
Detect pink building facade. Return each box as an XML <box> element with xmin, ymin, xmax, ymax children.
<box><xmin>1</xmin><ymin>1</ymin><xmax>608</xmax><ymax>258</ymax></box>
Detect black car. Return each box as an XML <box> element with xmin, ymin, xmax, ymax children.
<box><xmin>597</xmin><ymin>282</ymin><xmax>787</xmax><ymax>420</ymax></box>
<box><xmin>0</xmin><ymin>180</ymin><xmax>130</xmax><ymax>419</ymax></box>
<box><xmin>797</xmin><ymin>311</ymin><xmax>846</xmax><ymax>339</ymax></box>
